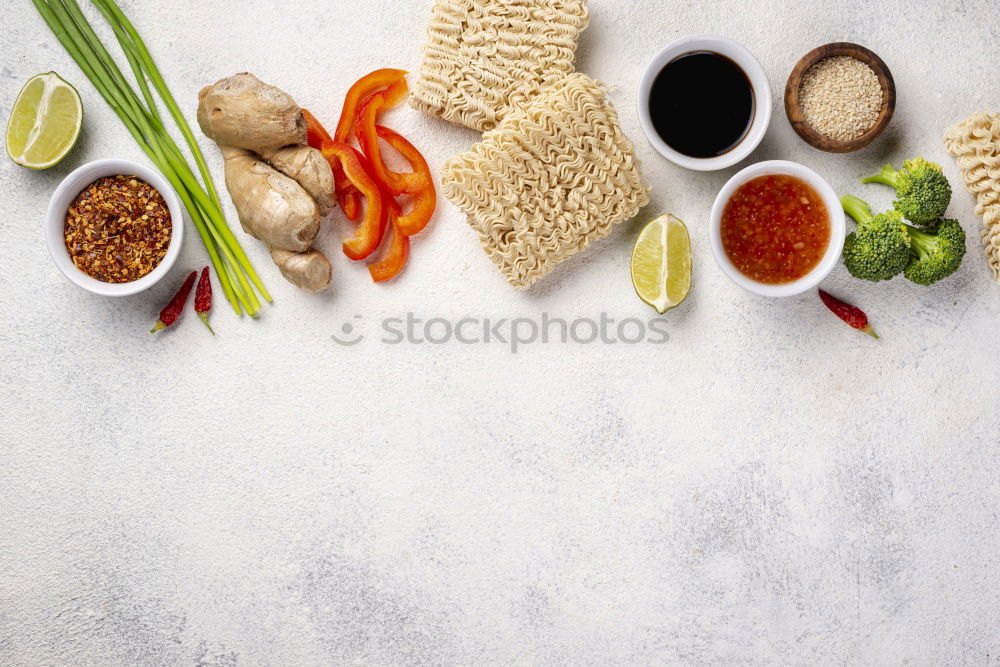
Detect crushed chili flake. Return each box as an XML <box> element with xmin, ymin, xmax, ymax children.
<box><xmin>64</xmin><ymin>174</ymin><xmax>172</xmax><ymax>283</ymax></box>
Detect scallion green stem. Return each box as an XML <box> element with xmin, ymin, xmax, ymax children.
<box><xmin>91</xmin><ymin>0</ymin><xmax>225</xmax><ymax>215</ymax></box>
<box><xmin>31</xmin><ymin>0</ymin><xmax>270</xmax><ymax>316</ymax></box>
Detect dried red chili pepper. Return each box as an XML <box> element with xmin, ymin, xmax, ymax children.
<box><xmin>819</xmin><ymin>289</ymin><xmax>878</xmax><ymax>339</ymax></box>
<box><xmin>151</xmin><ymin>270</ymin><xmax>197</xmax><ymax>334</ymax></box>
<box><xmin>195</xmin><ymin>266</ymin><xmax>214</xmax><ymax>335</ymax></box>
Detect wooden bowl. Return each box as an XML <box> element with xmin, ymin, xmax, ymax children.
<box><xmin>784</xmin><ymin>42</ymin><xmax>895</xmax><ymax>153</ymax></box>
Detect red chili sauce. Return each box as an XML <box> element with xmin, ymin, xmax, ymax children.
<box><xmin>720</xmin><ymin>174</ymin><xmax>830</xmax><ymax>284</ymax></box>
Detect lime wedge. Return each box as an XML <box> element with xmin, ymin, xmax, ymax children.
<box><xmin>631</xmin><ymin>213</ymin><xmax>692</xmax><ymax>313</ymax></box>
<box><xmin>6</xmin><ymin>72</ymin><xmax>82</xmax><ymax>169</ymax></box>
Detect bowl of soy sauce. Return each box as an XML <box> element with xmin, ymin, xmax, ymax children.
<box><xmin>638</xmin><ymin>35</ymin><xmax>772</xmax><ymax>171</ymax></box>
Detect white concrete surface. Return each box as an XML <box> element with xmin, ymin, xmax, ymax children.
<box><xmin>2</xmin><ymin>0</ymin><xmax>999</xmax><ymax>664</ymax></box>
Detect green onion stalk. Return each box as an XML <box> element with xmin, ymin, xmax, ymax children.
<box><xmin>31</xmin><ymin>0</ymin><xmax>271</xmax><ymax>316</ymax></box>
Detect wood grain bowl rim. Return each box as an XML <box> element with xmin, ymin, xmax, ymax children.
<box><xmin>784</xmin><ymin>42</ymin><xmax>896</xmax><ymax>153</ymax></box>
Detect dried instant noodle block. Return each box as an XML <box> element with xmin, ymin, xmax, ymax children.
<box><xmin>410</xmin><ymin>0</ymin><xmax>589</xmax><ymax>131</ymax></box>
<box><xmin>442</xmin><ymin>73</ymin><xmax>649</xmax><ymax>289</ymax></box>
<box><xmin>944</xmin><ymin>112</ymin><xmax>1000</xmax><ymax>281</ymax></box>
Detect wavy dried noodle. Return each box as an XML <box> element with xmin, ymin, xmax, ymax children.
<box><xmin>442</xmin><ymin>73</ymin><xmax>649</xmax><ymax>289</ymax></box>
<box><xmin>410</xmin><ymin>0</ymin><xmax>589</xmax><ymax>131</ymax></box>
<box><xmin>944</xmin><ymin>112</ymin><xmax>1000</xmax><ymax>281</ymax></box>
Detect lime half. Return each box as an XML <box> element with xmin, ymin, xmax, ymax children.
<box><xmin>6</xmin><ymin>72</ymin><xmax>82</xmax><ymax>169</ymax></box>
<box><xmin>631</xmin><ymin>213</ymin><xmax>692</xmax><ymax>313</ymax></box>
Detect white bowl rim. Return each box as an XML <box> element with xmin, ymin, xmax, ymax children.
<box><xmin>709</xmin><ymin>159</ymin><xmax>845</xmax><ymax>297</ymax></box>
<box><xmin>637</xmin><ymin>34</ymin><xmax>773</xmax><ymax>172</ymax></box>
<box><xmin>45</xmin><ymin>158</ymin><xmax>184</xmax><ymax>297</ymax></box>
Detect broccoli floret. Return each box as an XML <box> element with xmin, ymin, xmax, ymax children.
<box><xmin>840</xmin><ymin>195</ymin><xmax>911</xmax><ymax>281</ymax></box>
<box><xmin>861</xmin><ymin>158</ymin><xmax>952</xmax><ymax>226</ymax></box>
<box><xmin>902</xmin><ymin>218</ymin><xmax>967</xmax><ymax>285</ymax></box>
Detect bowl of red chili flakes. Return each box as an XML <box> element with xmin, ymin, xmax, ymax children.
<box><xmin>45</xmin><ymin>158</ymin><xmax>183</xmax><ymax>296</ymax></box>
<box><xmin>709</xmin><ymin>159</ymin><xmax>845</xmax><ymax>297</ymax></box>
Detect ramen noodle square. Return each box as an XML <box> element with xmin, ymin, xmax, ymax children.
<box><xmin>410</xmin><ymin>0</ymin><xmax>589</xmax><ymax>132</ymax></box>
<box><xmin>442</xmin><ymin>73</ymin><xmax>649</xmax><ymax>289</ymax></box>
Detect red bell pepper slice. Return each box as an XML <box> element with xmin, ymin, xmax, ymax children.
<box><xmin>334</xmin><ymin>69</ymin><xmax>407</xmax><ymax>144</ymax></box>
<box><xmin>355</xmin><ymin>98</ymin><xmax>431</xmax><ymax>196</ymax></box>
<box><xmin>321</xmin><ymin>141</ymin><xmax>386</xmax><ymax>260</ymax></box>
<box><xmin>352</xmin><ymin>78</ymin><xmax>408</xmax><ymax>134</ymax></box>
<box><xmin>397</xmin><ymin>186</ymin><xmax>436</xmax><ymax>238</ymax></box>
<box><xmin>376</xmin><ymin>126</ymin><xmax>436</xmax><ymax>236</ymax></box>
<box><xmin>369</xmin><ymin>199</ymin><xmax>410</xmax><ymax>282</ymax></box>
<box><xmin>334</xmin><ymin>170</ymin><xmax>361</xmax><ymax>220</ymax></box>
<box><xmin>302</xmin><ymin>109</ymin><xmax>361</xmax><ymax>220</ymax></box>
<box><xmin>368</xmin><ymin>77</ymin><xmax>408</xmax><ymax>110</ymax></box>
<box><xmin>302</xmin><ymin>108</ymin><xmax>332</xmax><ymax>147</ymax></box>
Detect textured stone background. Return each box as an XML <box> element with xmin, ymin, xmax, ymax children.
<box><xmin>1</xmin><ymin>0</ymin><xmax>999</xmax><ymax>665</ymax></box>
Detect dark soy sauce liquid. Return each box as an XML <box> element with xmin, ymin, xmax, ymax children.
<box><xmin>649</xmin><ymin>51</ymin><xmax>755</xmax><ymax>158</ymax></box>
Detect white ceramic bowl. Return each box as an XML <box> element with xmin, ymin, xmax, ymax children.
<box><xmin>46</xmin><ymin>159</ymin><xmax>183</xmax><ymax>296</ymax></box>
<box><xmin>709</xmin><ymin>160</ymin><xmax>845</xmax><ymax>297</ymax></box>
<box><xmin>637</xmin><ymin>35</ymin><xmax>772</xmax><ymax>171</ymax></box>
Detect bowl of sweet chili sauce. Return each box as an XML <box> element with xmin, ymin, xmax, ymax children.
<box><xmin>709</xmin><ymin>160</ymin><xmax>844</xmax><ymax>297</ymax></box>
<box><xmin>45</xmin><ymin>159</ymin><xmax>183</xmax><ymax>296</ymax></box>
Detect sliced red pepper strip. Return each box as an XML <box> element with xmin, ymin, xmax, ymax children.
<box><xmin>334</xmin><ymin>170</ymin><xmax>360</xmax><ymax>220</ymax></box>
<box><xmin>303</xmin><ymin>108</ymin><xmax>361</xmax><ymax>221</ymax></box>
<box><xmin>375</xmin><ymin>126</ymin><xmax>436</xmax><ymax>236</ymax></box>
<box><xmin>371</xmin><ymin>77</ymin><xmax>408</xmax><ymax>110</ymax></box>
<box><xmin>340</xmin><ymin>192</ymin><xmax>361</xmax><ymax>220</ymax></box>
<box><xmin>369</xmin><ymin>199</ymin><xmax>410</xmax><ymax>282</ymax></box>
<box><xmin>352</xmin><ymin>78</ymin><xmax>408</xmax><ymax>137</ymax></box>
<box><xmin>355</xmin><ymin>100</ymin><xmax>430</xmax><ymax>196</ymax></box>
<box><xmin>321</xmin><ymin>141</ymin><xmax>385</xmax><ymax>260</ymax></box>
<box><xmin>396</xmin><ymin>186</ymin><xmax>436</xmax><ymax>238</ymax></box>
<box><xmin>334</xmin><ymin>68</ymin><xmax>407</xmax><ymax>143</ymax></box>
<box><xmin>375</xmin><ymin>125</ymin><xmax>433</xmax><ymax>197</ymax></box>
<box><xmin>302</xmin><ymin>108</ymin><xmax>332</xmax><ymax>147</ymax></box>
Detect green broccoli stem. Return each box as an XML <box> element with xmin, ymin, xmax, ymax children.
<box><xmin>905</xmin><ymin>225</ymin><xmax>935</xmax><ymax>259</ymax></box>
<box><xmin>841</xmin><ymin>194</ymin><xmax>874</xmax><ymax>225</ymax></box>
<box><xmin>861</xmin><ymin>164</ymin><xmax>900</xmax><ymax>188</ymax></box>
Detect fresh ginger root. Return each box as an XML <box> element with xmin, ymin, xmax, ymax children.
<box><xmin>269</xmin><ymin>247</ymin><xmax>332</xmax><ymax>293</ymax></box>
<box><xmin>197</xmin><ymin>73</ymin><xmax>306</xmax><ymax>154</ymax></box>
<box><xmin>260</xmin><ymin>145</ymin><xmax>335</xmax><ymax>217</ymax></box>
<box><xmin>198</xmin><ymin>74</ymin><xmax>334</xmax><ymax>292</ymax></box>
<box><xmin>220</xmin><ymin>147</ymin><xmax>319</xmax><ymax>252</ymax></box>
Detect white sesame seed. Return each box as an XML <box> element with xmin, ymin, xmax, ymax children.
<box><xmin>798</xmin><ymin>56</ymin><xmax>883</xmax><ymax>141</ymax></box>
